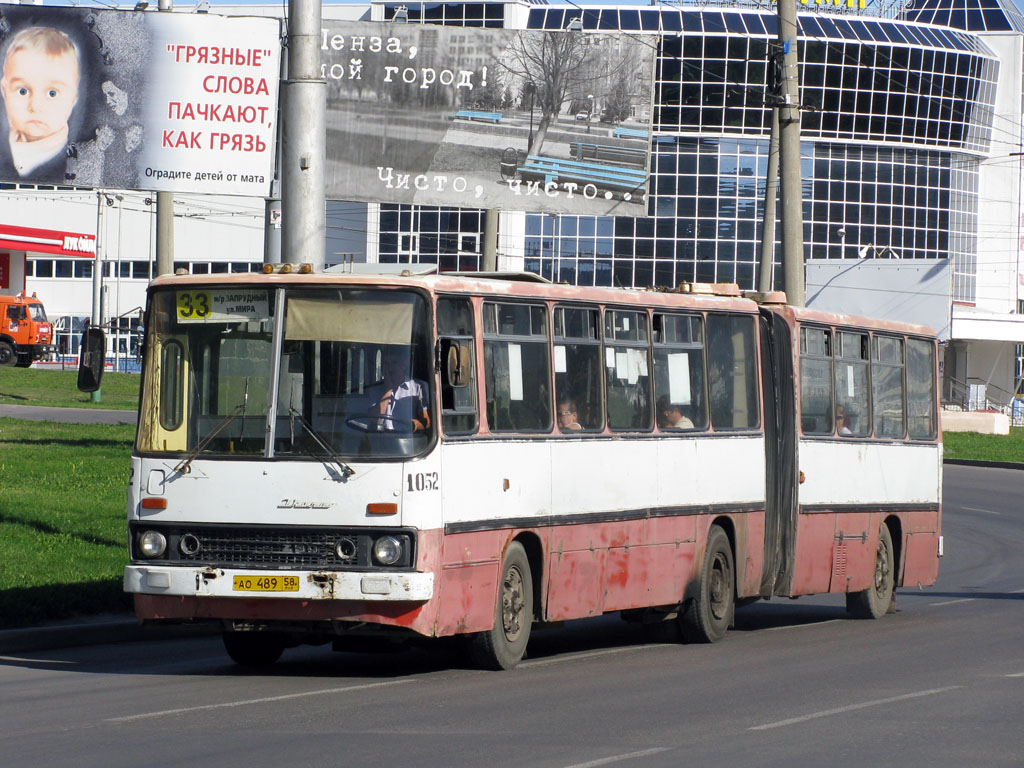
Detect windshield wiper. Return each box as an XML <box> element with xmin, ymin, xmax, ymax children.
<box><xmin>287</xmin><ymin>406</ymin><xmax>356</xmax><ymax>479</ymax></box>
<box><xmin>173</xmin><ymin>380</ymin><xmax>249</xmax><ymax>476</ymax></box>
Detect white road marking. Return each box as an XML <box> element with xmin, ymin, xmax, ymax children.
<box><xmin>522</xmin><ymin>645</ymin><xmax>664</xmax><ymax>668</ymax></box>
<box><xmin>960</xmin><ymin>506</ymin><xmax>1000</xmax><ymax>515</ymax></box>
<box><xmin>1010</xmin><ymin>588</ymin><xmax>1024</xmax><ymax>594</ymax></box>
<box><xmin>107</xmin><ymin>679</ymin><xmax>415</xmax><ymax>723</ymax></box>
<box><xmin>563</xmin><ymin>748</ymin><xmax>671</xmax><ymax>767</ymax></box>
<box><xmin>749</xmin><ymin>686</ymin><xmax>962</xmax><ymax>731</ymax></box>
<box><xmin>1006</xmin><ymin>672</ymin><xmax>1024</xmax><ymax>678</ymax></box>
<box><xmin>929</xmin><ymin>598</ymin><xmax>975</xmax><ymax>606</ymax></box>
<box><xmin>763</xmin><ymin>619</ymin><xmax>844</xmax><ymax>632</ymax></box>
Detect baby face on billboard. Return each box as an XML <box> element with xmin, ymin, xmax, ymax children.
<box><xmin>1</xmin><ymin>29</ymin><xmax>80</xmax><ymax>143</ymax></box>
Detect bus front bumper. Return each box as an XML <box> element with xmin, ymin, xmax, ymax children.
<box><xmin>124</xmin><ymin>565</ymin><xmax>434</xmax><ymax>601</ymax></box>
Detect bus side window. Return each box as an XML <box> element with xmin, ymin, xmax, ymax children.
<box><xmin>438</xmin><ymin>297</ymin><xmax>478</xmax><ymax>435</ymax></box>
<box><xmin>604</xmin><ymin>309</ymin><xmax>652</xmax><ymax>431</ymax></box>
<box><xmin>872</xmin><ymin>335</ymin><xmax>906</xmax><ymax>438</ymax></box>
<box><xmin>906</xmin><ymin>338</ymin><xmax>937</xmax><ymax>440</ymax></box>
<box><xmin>483</xmin><ymin>302</ymin><xmax>552</xmax><ymax>432</ymax></box>
<box><xmin>707</xmin><ymin>314</ymin><xmax>759</xmax><ymax>430</ymax></box>
<box><xmin>835</xmin><ymin>331</ymin><xmax>870</xmax><ymax>436</ymax></box>
<box><xmin>799</xmin><ymin>326</ymin><xmax>833</xmax><ymax>435</ymax></box>
<box><xmin>652</xmin><ymin>312</ymin><xmax>706</xmax><ymax>430</ymax></box>
<box><xmin>159</xmin><ymin>340</ymin><xmax>184</xmax><ymax>431</ymax></box>
<box><xmin>554</xmin><ymin>305</ymin><xmax>603</xmax><ymax>431</ymax></box>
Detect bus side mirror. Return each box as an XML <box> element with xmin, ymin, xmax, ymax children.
<box><xmin>77</xmin><ymin>327</ymin><xmax>106</xmax><ymax>392</ymax></box>
<box><xmin>445</xmin><ymin>341</ymin><xmax>471</xmax><ymax>388</ymax></box>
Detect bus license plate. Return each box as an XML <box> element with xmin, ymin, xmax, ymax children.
<box><xmin>232</xmin><ymin>575</ymin><xmax>300</xmax><ymax>592</ymax></box>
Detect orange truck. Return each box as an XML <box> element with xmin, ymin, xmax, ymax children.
<box><xmin>0</xmin><ymin>293</ymin><xmax>52</xmax><ymax>367</ymax></box>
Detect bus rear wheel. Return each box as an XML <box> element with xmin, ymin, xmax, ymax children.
<box><xmin>847</xmin><ymin>524</ymin><xmax>895</xmax><ymax>619</ymax></box>
<box><xmin>470</xmin><ymin>541</ymin><xmax>533</xmax><ymax>670</ymax></box>
<box><xmin>222</xmin><ymin>631</ymin><xmax>285</xmax><ymax>667</ymax></box>
<box><xmin>680</xmin><ymin>525</ymin><xmax>734</xmax><ymax>643</ymax></box>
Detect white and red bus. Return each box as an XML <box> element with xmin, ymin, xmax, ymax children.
<box><xmin>123</xmin><ymin>268</ymin><xmax>941</xmax><ymax>669</ymax></box>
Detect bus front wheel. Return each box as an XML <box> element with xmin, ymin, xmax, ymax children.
<box><xmin>470</xmin><ymin>541</ymin><xmax>533</xmax><ymax>670</ymax></box>
<box><xmin>847</xmin><ymin>524</ymin><xmax>895</xmax><ymax>619</ymax></box>
<box><xmin>222</xmin><ymin>631</ymin><xmax>285</xmax><ymax>667</ymax></box>
<box><xmin>680</xmin><ymin>525</ymin><xmax>734</xmax><ymax>643</ymax></box>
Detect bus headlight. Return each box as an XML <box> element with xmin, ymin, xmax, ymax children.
<box><xmin>139</xmin><ymin>530</ymin><xmax>167</xmax><ymax>558</ymax></box>
<box><xmin>372</xmin><ymin>536</ymin><xmax>402</xmax><ymax>566</ymax></box>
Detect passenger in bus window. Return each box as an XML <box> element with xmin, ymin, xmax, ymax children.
<box><xmin>657</xmin><ymin>394</ymin><xmax>695</xmax><ymax>430</ymax></box>
<box><xmin>370</xmin><ymin>346</ymin><xmax>431</xmax><ymax>432</ymax></box>
<box><xmin>557</xmin><ymin>397</ymin><xmax>582</xmax><ymax>431</ymax></box>
<box><xmin>836</xmin><ymin>404</ymin><xmax>853</xmax><ymax>436</ymax></box>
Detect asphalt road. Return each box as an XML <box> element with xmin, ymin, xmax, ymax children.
<box><xmin>1</xmin><ymin>464</ymin><xmax>1021</xmax><ymax>768</ymax></box>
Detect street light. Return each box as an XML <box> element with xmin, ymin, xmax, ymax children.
<box><xmin>587</xmin><ymin>94</ymin><xmax>594</xmax><ymax>134</ymax></box>
<box><xmin>526</xmin><ymin>82</ymin><xmax>536</xmax><ymax>151</ymax></box>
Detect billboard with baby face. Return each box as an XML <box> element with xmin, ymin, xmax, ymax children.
<box><xmin>0</xmin><ymin>3</ymin><xmax>279</xmax><ymax>195</ymax></box>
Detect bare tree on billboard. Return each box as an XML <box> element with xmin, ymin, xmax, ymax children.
<box><xmin>498</xmin><ymin>31</ymin><xmax>603</xmax><ymax>157</ymax></box>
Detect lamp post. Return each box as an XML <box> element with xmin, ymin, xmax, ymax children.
<box><xmin>527</xmin><ymin>82</ymin><xmax>536</xmax><ymax>151</ymax></box>
<box><xmin>587</xmin><ymin>94</ymin><xmax>594</xmax><ymax>134</ymax></box>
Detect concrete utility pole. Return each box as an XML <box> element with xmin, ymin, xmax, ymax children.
<box><xmin>482</xmin><ymin>209</ymin><xmax>499</xmax><ymax>271</ymax></box>
<box><xmin>91</xmin><ymin>192</ymin><xmax>106</xmax><ymax>403</ymax></box>
<box><xmin>155</xmin><ymin>0</ymin><xmax>175</xmax><ymax>277</ymax></box>
<box><xmin>757</xmin><ymin>107</ymin><xmax>779</xmax><ymax>294</ymax></box>
<box><xmin>776</xmin><ymin>0</ymin><xmax>805</xmax><ymax>306</ymax></box>
<box><xmin>281</xmin><ymin>0</ymin><xmax>326</xmax><ymax>269</ymax></box>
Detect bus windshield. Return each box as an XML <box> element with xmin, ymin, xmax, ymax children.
<box><xmin>137</xmin><ymin>286</ymin><xmax>433</xmax><ymax>461</ymax></box>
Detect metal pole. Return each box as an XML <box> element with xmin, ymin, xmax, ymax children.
<box><xmin>758</xmin><ymin>107</ymin><xmax>780</xmax><ymax>294</ymax></box>
<box><xmin>281</xmin><ymin>0</ymin><xmax>326</xmax><ymax>269</ymax></box>
<box><xmin>777</xmin><ymin>0</ymin><xmax>805</xmax><ymax>306</ymax></box>
<box><xmin>155</xmin><ymin>0</ymin><xmax>174</xmax><ymax>278</ymax></box>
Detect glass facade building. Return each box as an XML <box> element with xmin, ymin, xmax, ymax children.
<box><xmin>372</xmin><ymin>1</ymin><xmax>1000</xmax><ymax>304</ymax></box>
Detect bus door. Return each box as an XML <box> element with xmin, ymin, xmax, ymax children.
<box><xmin>759</xmin><ymin>309</ymin><xmax>797</xmax><ymax>596</ymax></box>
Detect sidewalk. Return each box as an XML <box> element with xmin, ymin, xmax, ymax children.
<box><xmin>0</xmin><ymin>403</ymin><xmax>136</xmax><ymax>425</ymax></box>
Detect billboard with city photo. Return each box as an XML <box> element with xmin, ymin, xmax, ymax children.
<box><xmin>322</xmin><ymin>22</ymin><xmax>657</xmax><ymax>216</ymax></box>
<box><xmin>0</xmin><ymin>3</ymin><xmax>279</xmax><ymax>195</ymax></box>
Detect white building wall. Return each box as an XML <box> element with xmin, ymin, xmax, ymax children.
<box><xmin>976</xmin><ymin>33</ymin><xmax>1024</xmax><ymax>315</ymax></box>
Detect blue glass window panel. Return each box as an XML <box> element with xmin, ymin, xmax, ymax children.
<box><xmin>742</xmin><ymin>14</ymin><xmax>765</xmax><ymax>35</ymax></box>
<box><xmin>563</xmin><ymin>9</ymin><xmax>582</xmax><ymax>29</ymax></box>
<box><xmin>599</xmin><ymin>10</ymin><xmax>619</xmax><ymax>30</ymax></box>
<box><xmin>800</xmin><ymin>17</ymin><xmax>823</xmax><ymax>37</ymax></box>
<box><xmin>541</xmin><ymin>9</ymin><xmax>562</xmax><ymax>29</ymax></box>
<box><xmin>686</xmin><ymin>13</ymin><xmax>706</xmax><ymax>33</ymax></box>
<box><xmin>583</xmin><ymin>9</ymin><xmax>601</xmax><ymax>28</ymax></box>
<box><xmin>880</xmin><ymin>23</ymin><xmax>903</xmax><ymax>42</ymax></box>
<box><xmin>761</xmin><ymin>14</ymin><xmax>778</xmax><ymax>35</ymax></box>
<box><xmin>912</xmin><ymin>9</ymin><xmax>936</xmax><ymax>26</ymax></box>
<box><xmin>485</xmin><ymin>4</ymin><xmax>502</xmax><ymax>19</ymax></box>
<box><xmin>983</xmin><ymin>9</ymin><xmax>1012</xmax><ymax>29</ymax></box>
<box><xmin>816</xmin><ymin>17</ymin><xmax>840</xmax><ymax>38</ymax></box>
<box><xmin>724</xmin><ymin>13</ymin><xmax>746</xmax><ymax>33</ymax></box>
<box><xmin>640</xmin><ymin>10</ymin><xmax>660</xmax><ymax>31</ymax></box>
<box><xmin>703</xmin><ymin>13</ymin><xmax>726</xmax><ymax>33</ymax></box>
<box><xmin>620</xmin><ymin>10</ymin><xmax>640</xmax><ymax>30</ymax></box>
<box><xmin>948</xmin><ymin>10</ymin><xmax>967</xmax><ymax>28</ymax></box>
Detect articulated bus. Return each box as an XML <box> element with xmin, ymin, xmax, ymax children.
<box><xmin>124</xmin><ymin>268</ymin><xmax>942</xmax><ymax>669</ymax></box>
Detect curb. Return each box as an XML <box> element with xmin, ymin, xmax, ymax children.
<box><xmin>0</xmin><ymin>615</ymin><xmax>218</xmax><ymax>655</ymax></box>
<box><xmin>943</xmin><ymin>458</ymin><xmax>1024</xmax><ymax>470</ymax></box>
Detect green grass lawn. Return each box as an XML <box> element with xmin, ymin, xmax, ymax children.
<box><xmin>943</xmin><ymin>427</ymin><xmax>1024</xmax><ymax>464</ymax></box>
<box><xmin>0</xmin><ymin>418</ymin><xmax>135</xmax><ymax>628</ymax></box>
<box><xmin>0</xmin><ymin>367</ymin><xmax>139</xmax><ymax>410</ymax></box>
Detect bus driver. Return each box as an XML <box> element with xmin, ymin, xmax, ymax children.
<box><xmin>370</xmin><ymin>346</ymin><xmax>430</xmax><ymax>432</ymax></box>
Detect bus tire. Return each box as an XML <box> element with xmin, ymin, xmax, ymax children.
<box><xmin>847</xmin><ymin>524</ymin><xmax>895</xmax><ymax>619</ymax></box>
<box><xmin>470</xmin><ymin>541</ymin><xmax>533</xmax><ymax>670</ymax></box>
<box><xmin>680</xmin><ymin>525</ymin><xmax>734</xmax><ymax>643</ymax></box>
<box><xmin>0</xmin><ymin>341</ymin><xmax>16</xmax><ymax>366</ymax></box>
<box><xmin>222</xmin><ymin>631</ymin><xmax>285</xmax><ymax>667</ymax></box>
